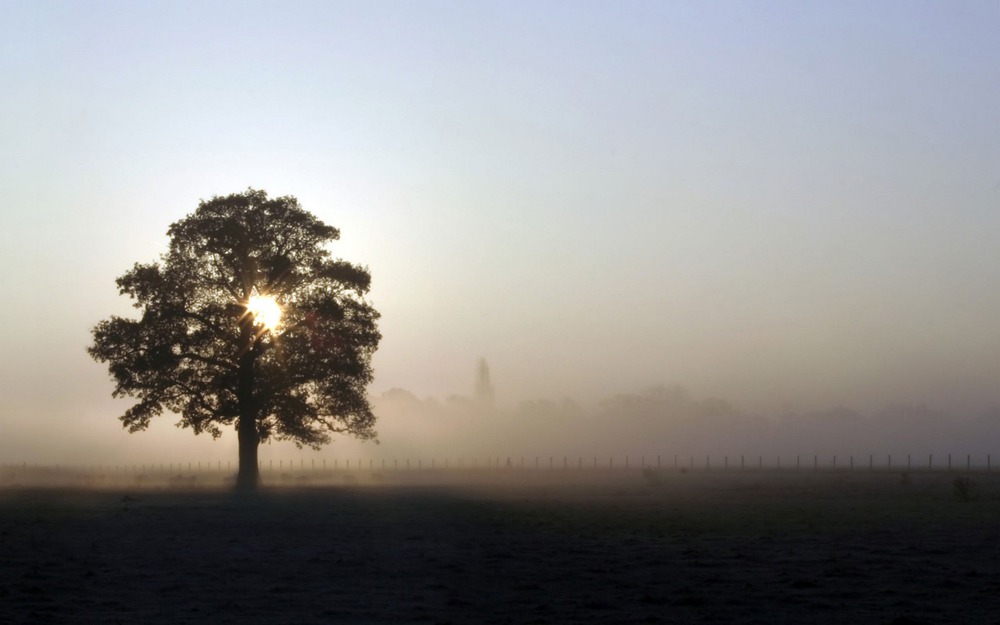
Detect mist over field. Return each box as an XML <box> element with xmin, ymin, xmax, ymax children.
<box><xmin>10</xmin><ymin>373</ymin><xmax>997</xmax><ymax>469</ymax></box>
<box><xmin>369</xmin><ymin>381</ymin><xmax>1000</xmax><ymax>464</ymax></box>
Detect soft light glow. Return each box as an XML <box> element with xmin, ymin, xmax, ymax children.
<box><xmin>247</xmin><ymin>295</ymin><xmax>282</xmax><ymax>331</ymax></box>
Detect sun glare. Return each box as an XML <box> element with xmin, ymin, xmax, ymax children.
<box><xmin>247</xmin><ymin>295</ymin><xmax>282</xmax><ymax>331</ymax></box>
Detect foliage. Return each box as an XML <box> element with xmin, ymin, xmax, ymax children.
<box><xmin>88</xmin><ymin>189</ymin><xmax>381</xmax><ymax>451</ymax></box>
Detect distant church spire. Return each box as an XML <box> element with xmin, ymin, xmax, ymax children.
<box><xmin>474</xmin><ymin>358</ymin><xmax>495</xmax><ymax>405</ymax></box>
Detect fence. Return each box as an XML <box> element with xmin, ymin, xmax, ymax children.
<box><xmin>2</xmin><ymin>452</ymin><xmax>995</xmax><ymax>476</ymax></box>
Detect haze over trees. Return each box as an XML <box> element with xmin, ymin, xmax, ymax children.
<box><xmin>87</xmin><ymin>189</ymin><xmax>381</xmax><ymax>490</ymax></box>
<box><xmin>370</xmin><ymin>383</ymin><xmax>1000</xmax><ymax>464</ymax></box>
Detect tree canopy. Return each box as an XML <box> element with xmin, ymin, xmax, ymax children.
<box><xmin>88</xmin><ymin>189</ymin><xmax>381</xmax><ymax>488</ymax></box>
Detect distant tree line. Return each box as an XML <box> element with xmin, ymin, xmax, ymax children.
<box><xmin>372</xmin><ymin>384</ymin><xmax>1000</xmax><ymax>459</ymax></box>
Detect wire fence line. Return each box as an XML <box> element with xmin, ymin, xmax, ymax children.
<box><xmin>2</xmin><ymin>452</ymin><xmax>995</xmax><ymax>475</ymax></box>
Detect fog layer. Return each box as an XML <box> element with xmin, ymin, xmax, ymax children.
<box><xmin>368</xmin><ymin>383</ymin><xmax>999</xmax><ymax>466</ymax></box>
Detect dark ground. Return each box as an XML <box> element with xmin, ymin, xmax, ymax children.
<box><xmin>1</xmin><ymin>470</ymin><xmax>999</xmax><ymax>624</ymax></box>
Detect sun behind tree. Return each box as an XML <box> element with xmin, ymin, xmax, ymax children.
<box><xmin>246</xmin><ymin>294</ymin><xmax>282</xmax><ymax>332</ymax></box>
<box><xmin>87</xmin><ymin>189</ymin><xmax>381</xmax><ymax>491</ymax></box>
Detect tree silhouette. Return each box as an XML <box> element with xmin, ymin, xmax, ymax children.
<box><xmin>88</xmin><ymin>189</ymin><xmax>381</xmax><ymax>490</ymax></box>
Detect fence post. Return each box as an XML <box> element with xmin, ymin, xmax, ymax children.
<box><xmin>888</xmin><ymin>455</ymin><xmax>891</xmax><ymax>471</ymax></box>
<box><xmin>797</xmin><ymin>455</ymin><xmax>800</xmax><ymax>470</ymax></box>
<box><xmin>928</xmin><ymin>454</ymin><xmax>932</xmax><ymax>470</ymax></box>
<box><xmin>741</xmin><ymin>455</ymin><xmax>744</xmax><ymax>470</ymax></box>
<box><xmin>907</xmin><ymin>455</ymin><xmax>911</xmax><ymax>471</ymax></box>
<box><xmin>869</xmin><ymin>454</ymin><xmax>873</xmax><ymax>472</ymax></box>
<box><xmin>849</xmin><ymin>455</ymin><xmax>853</xmax><ymax>470</ymax></box>
<box><xmin>967</xmin><ymin>454</ymin><xmax>970</xmax><ymax>471</ymax></box>
<box><xmin>725</xmin><ymin>456</ymin><xmax>728</xmax><ymax>471</ymax></box>
<box><xmin>948</xmin><ymin>454</ymin><xmax>952</xmax><ymax>472</ymax></box>
<box><xmin>989</xmin><ymin>454</ymin><xmax>992</xmax><ymax>473</ymax></box>
<box><xmin>657</xmin><ymin>454</ymin><xmax>661</xmax><ymax>469</ymax></box>
<box><xmin>814</xmin><ymin>455</ymin><xmax>818</xmax><ymax>471</ymax></box>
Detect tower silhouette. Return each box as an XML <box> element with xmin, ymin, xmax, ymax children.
<box><xmin>474</xmin><ymin>358</ymin><xmax>495</xmax><ymax>405</ymax></box>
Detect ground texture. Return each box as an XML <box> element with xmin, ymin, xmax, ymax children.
<box><xmin>1</xmin><ymin>471</ymin><xmax>999</xmax><ymax>624</ymax></box>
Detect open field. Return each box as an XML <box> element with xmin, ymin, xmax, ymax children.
<box><xmin>2</xmin><ymin>470</ymin><xmax>999</xmax><ymax>624</ymax></box>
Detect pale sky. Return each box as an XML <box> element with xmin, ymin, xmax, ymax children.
<box><xmin>2</xmin><ymin>1</ymin><xmax>999</xmax><ymax>463</ymax></box>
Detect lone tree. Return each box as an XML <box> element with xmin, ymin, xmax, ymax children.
<box><xmin>88</xmin><ymin>189</ymin><xmax>381</xmax><ymax>490</ymax></box>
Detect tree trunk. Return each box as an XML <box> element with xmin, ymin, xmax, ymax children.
<box><xmin>236</xmin><ymin>407</ymin><xmax>260</xmax><ymax>491</ymax></box>
<box><xmin>235</xmin><ymin>319</ymin><xmax>260</xmax><ymax>491</ymax></box>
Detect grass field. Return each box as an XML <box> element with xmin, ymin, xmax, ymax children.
<box><xmin>2</xmin><ymin>469</ymin><xmax>998</xmax><ymax>624</ymax></box>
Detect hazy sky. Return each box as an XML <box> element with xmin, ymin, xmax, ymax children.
<box><xmin>2</xmin><ymin>1</ymin><xmax>999</xmax><ymax>462</ymax></box>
